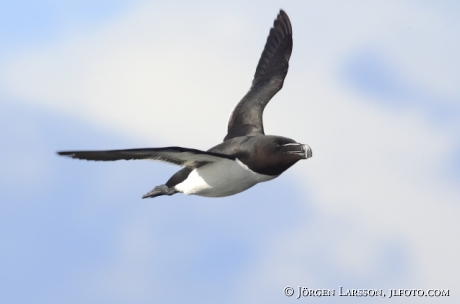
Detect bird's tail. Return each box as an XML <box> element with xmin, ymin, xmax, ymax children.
<box><xmin>142</xmin><ymin>184</ymin><xmax>178</xmax><ymax>199</ymax></box>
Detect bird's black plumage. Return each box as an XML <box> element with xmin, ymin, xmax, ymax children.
<box><xmin>57</xmin><ymin>10</ymin><xmax>312</xmax><ymax>199</ymax></box>
<box><xmin>57</xmin><ymin>147</ymin><xmax>235</xmax><ymax>169</ymax></box>
<box><xmin>225</xmin><ymin>10</ymin><xmax>292</xmax><ymax>141</ymax></box>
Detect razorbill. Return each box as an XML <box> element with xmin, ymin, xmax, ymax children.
<box><xmin>58</xmin><ymin>10</ymin><xmax>312</xmax><ymax>199</ymax></box>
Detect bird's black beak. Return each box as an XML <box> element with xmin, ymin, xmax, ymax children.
<box><xmin>301</xmin><ymin>144</ymin><xmax>312</xmax><ymax>159</ymax></box>
<box><xmin>282</xmin><ymin>143</ymin><xmax>312</xmax><ymax>159</ymax></box>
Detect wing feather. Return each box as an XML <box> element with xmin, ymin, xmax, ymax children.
<box><xmin>225</xmin><ymin>10</ymin><xmax>292</xmax><ymax>141</ymax></box>
<box><xmin>57</xmin><ymin>147</ymin><xmax>235</xmax><ymax>169</ymax></box>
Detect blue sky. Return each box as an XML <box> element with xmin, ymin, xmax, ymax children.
<box><xmin>1</xmin><ymin>1</ymin><xmax>459</xmax><ymax>303</ymax></box>
<box><xmin>0</xmin><ymin>98</ymin><xmax>308</xmax><ymax>303</ymax></box>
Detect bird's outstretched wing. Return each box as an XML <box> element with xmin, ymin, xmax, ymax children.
<box><xmin>57</xmin><ymin>147</ymin><xmax>235</xmax><ymax>169</ymax></box>
<box><xmin>224</xmin><ymin>10</ymin><xmax>292</xmax><ymax>141</ymax></box>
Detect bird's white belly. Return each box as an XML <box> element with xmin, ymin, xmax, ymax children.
<box><xmin>174</xmin><ymin>158</ymin><xmax>276</xmax><ymax>197</ymax></box>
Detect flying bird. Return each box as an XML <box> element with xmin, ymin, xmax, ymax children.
<box><xmin>58</xmin><ymin>10</ymin><xmax>312</xmax><ymax>199</ymax></box>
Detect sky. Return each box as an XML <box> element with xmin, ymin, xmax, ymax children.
<box><xmin>1</xmin><ymin>0</ymin><xmax>459</xmax><ymax>303</ymax></box>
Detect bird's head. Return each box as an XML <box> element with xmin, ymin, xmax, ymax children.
<box><xmin>245</xmin><ymin>136</ymin><xmax>312</xmax><ymax>176</ymax></box>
